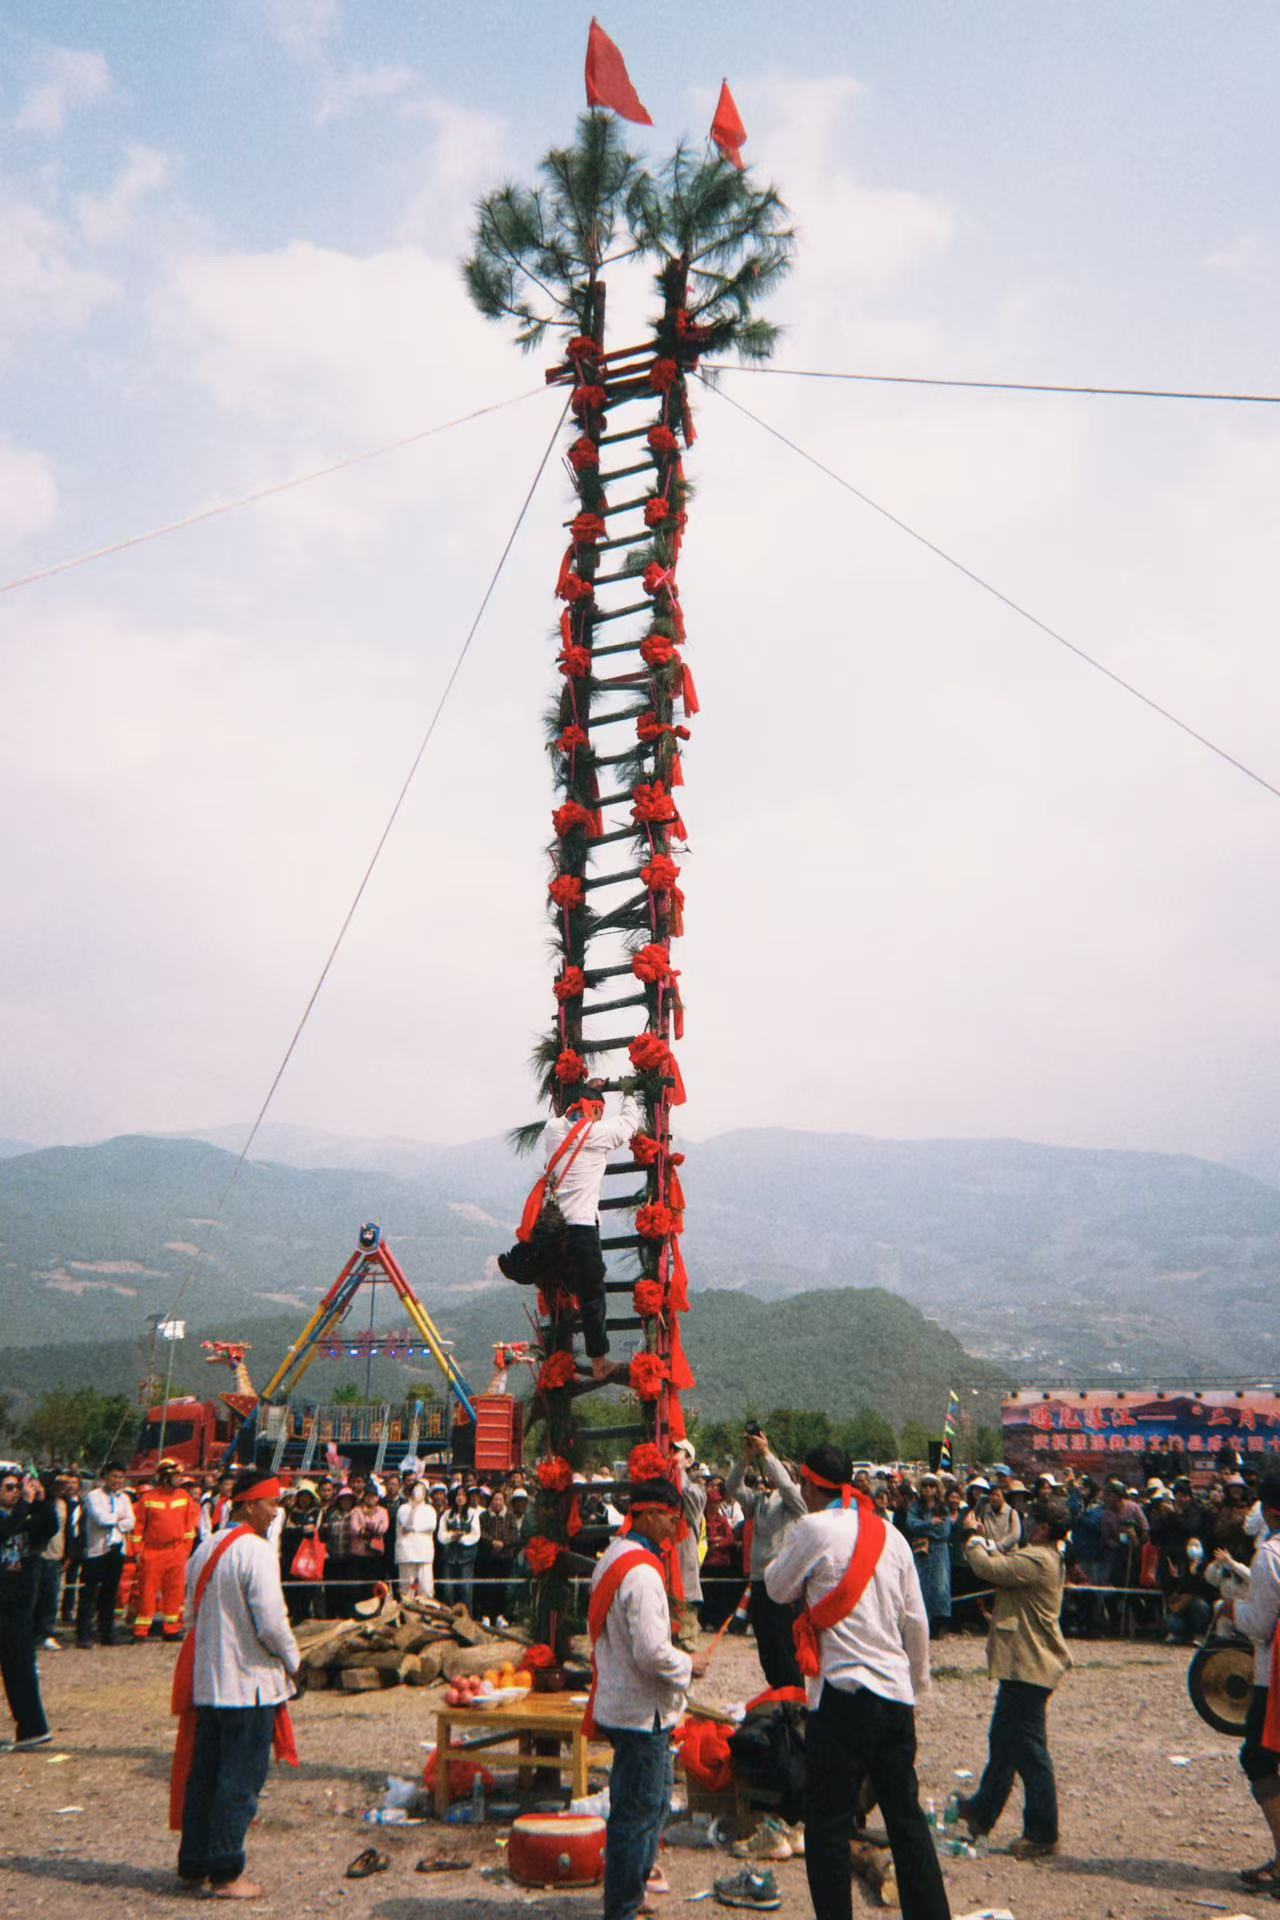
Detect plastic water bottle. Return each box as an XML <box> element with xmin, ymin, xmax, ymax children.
<box><xmin>924</xmin><ymin>1796</ymin><xmax>937</xmax><ymax>1831</ymax></box>
<box><xmin>943</xmin><ymin>1792</ymin><xmax>960</xmax><ymax>1831</ymax></box>
<box><xmin>973</xmin><ymin>1831</ymin><xmax>989</xmax><ymax>1857</ymax></box>
<box><xmin>470</xmin><ymin>1773</ymin><xmax>486</xmax><ymax>1825</ymax></box>
<box><xmin>363</xmin><ymin>1808</ymin><xmax>409</xmax><ymax>1826</ymax></box>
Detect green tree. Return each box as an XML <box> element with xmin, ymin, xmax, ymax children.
<box><xmin>762</xmin><ymin>1408</ymin><xmax>831</xmax><ymax>1462</ymax></box>
<box><xmin>974</xmin><ymin>1424</ymin><xmax>1004</xmax><ymax>1465</ymax></box>
<box><xmin>0</xmin><ymin>1390</ymin><xmax>13</xmax><ymax>1442</ymax></box>
<box><xmin>899</xmin><ymin>1420</ymin><xmax>934</xmax><ymax>1464</ymax></box>
<box><xmin>330</xmin><ymin>1384</ymin><xmax>365</xmax><ymax>1406</ymax></box>
<box><xmin>14</xmin><ymin>1388</ymin><xmax>135</xmax><ymax>1466</ymax></box>
<box><xmin>834</xmin><ymin>1409</ymin><xmax>899</xmax><ymax>1462</ymax></box>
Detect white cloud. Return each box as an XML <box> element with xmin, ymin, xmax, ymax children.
<box><xmin>0</xmin><ymin>196</ymin><xmax>117</xmax><ymax>353</ymax></box>
<box><xmin>0</xmin><ymin>439</ymin><xmax>58</xmax><ymax>547</ymax></box>
<box><xmin>261</xmin><ymin>0</ymin><xmax>340</xmax><ymax>59</ymax></box>
<box><xmin>15</xmin><ymin>47</ymin><xmax>111</xmax><ymax>135</ymax></box>
<box><xmin>1203</xmin><ymin>231</ymin><xmax>1264</xmax><ymax>273</ymax></box>
<box><xmin>74</xmin><ymin>145</ymin><xmax>172</xmax><ymax>246</ymax></box>
<box><xmin>317</xmin><ymin>63</ymin><xmax>418</xmax><ymax>125</ymax></box>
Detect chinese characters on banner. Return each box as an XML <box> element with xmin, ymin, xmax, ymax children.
<box><xmin>1002</xmin><ymin>1389</ymin><xmax>1280</xmax><ymax>1474</ymax></box>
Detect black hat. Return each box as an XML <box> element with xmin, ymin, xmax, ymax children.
<box><xmin>629</xmin><ymin>1477</ymin><xmax>681</xmax><ymax>1510</ymax></box>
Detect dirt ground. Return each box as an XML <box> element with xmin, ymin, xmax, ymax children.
<box><xmin>0</xmin><ymin>1627</ymin><xmax>1267</xmax><ymax>1920</ymax></box>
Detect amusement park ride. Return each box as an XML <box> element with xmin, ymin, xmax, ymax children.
<box><xmin>131</xmin><ymin>1222</ymin><xmax>521</xmax><ymax>1478</ymax></box>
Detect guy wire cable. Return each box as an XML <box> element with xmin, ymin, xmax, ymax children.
<box><xmin>701</xmin><ymin>363</ymin><xmax>1280</xmax><ymax>406</ymax></box>
<box><xmin>0</xmin><ymin>386</ymin><xmax>547</xmax><ymax>598</ymax></box>
<box><xmin>699</xmin><ymin>375</ymin><xmax>1280</xmax><ymax>809</ymax></box>
<box><xmin>147</xmin><ymin>392</ymin><xmax>570</xmax><ymax>1347</ymax></box>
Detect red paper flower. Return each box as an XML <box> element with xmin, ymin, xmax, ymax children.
<box><xmin>557</xmin><ymin>644</ymin><xmax>592</xmax><ymax>679</ymax></box>
<box><xmin>630</xmin><ymin>1131</ymin><xmax>662</xmax><ymax>1166</ymax></box>
<box><xmin>571</xmin><ymin>384</ymin><xmax>608</xmax><ymax>415</ymax></box>
<box><xmin>548</xmin><ymin>873</ymin><xmax>585</xmax><ymax>910</ymax></box>
<box><xmin>630</xmin><ymin>1353</ymin><xmax>668</xmax><ymax>1401</ymax></box>
<box><xmin>674</xmin><ymin>309</ymin><xmax>715</xmax><ymax>347</ymax></box>
<box><xmin>536</xmin><ymin>1456</ymin><xmax>574</xmax><ymax>1493</ymax></box>
<box><xmin>568</xmin><ymin>436</ymin><xmax>600</xmax><ymax>472</ymax></box>
<box><xmin>553</xmin><ymin>801</ymin><xmax>593</xmax><ymax>838</ymax></box>
<box><xmin>640</xmin><ymin>634</ymin><xmax>677</xmax><ymax>669</ymax></box>
<box><xmin>568</xmin><ymin>336</ymin><xmax>602</xmax><ymax>359</ymax></box>
<box><xmin>636</xmin><ymin>1201</ymin><xmax>680</xmax><ymax>1240</ymax></box>
<box><xmin>640</xmin><ymin>855</ymin><xmax>681</xmax><ymax>892</ymax></box>
<box><xmin>633</xmin><ymin>1279</ymin><xmax>666</xmax><ymax>1318</ymax></box>
<box><xmin>632</xmin><ymin>944</ymin><xmax>675</xmax><ymax>986</ymax></box>
<box><xmin>523</xmin><ymin>1642</ymin><xmax>556</xmax><ymax>1669</ymax></box>
<box><xmin>553</xmin><ymin>966</ymin><xmax>585</xmax><ymax>1003</ymax></box>
<box><xmin>643</xmin><ymin>561</ymin><xmax>674</xmax><ymax>598</ymax></box>
<box><xmin>557</xmin><ymin>572</ymin><xmax>594</xmax><ymax>605</ymax></box>
<box><xmin>649</xmin><ymin>358</ymin><xmax>680</xmax><ymax>394</ymax></box>
<box><xmin>628</xmin><ymin>1442</ymin><xmax>672</xmax><ymax>1483</ymax></box>
<box><xmin>631</xmin><ymin>780</ymin><xmax>682</xmax><ymax>827</ymax></box>
<box><xmin>557</xmin><ymin>724</ymin><xmax>589</xmax><ymax>752</ymax></box>
<box><xmin>629</xmin><ymin>1032</ymin><xmax>670</xmax><ymax>1074</ymax></box>
<box><xmin>644</xmin><ymin>496</ymin><xmax>673</xmax><ymax>527</ymax></box>
<box><xmin>647</xmin><ymin>424</ymin><xmax>679</xmax><ymax>456</ymax></box>
<box><xmin>538</xmin><ymin>1351</ymin><xmax>577</xmax><ymax>1392</ymax></box>
<box><xmin>636</xmin><ymin>710</ymin><xmax>691</xmax><ymax>745</ymax></box>
<box><xmin>571</xmin><ymin>512</ymin><xmax>607</xmax><ymax>544</ymax></box>
<box><xmin>553</xmin><ymin>1047</ymin><xmax>588</xmax><ymax>1085</ymax></box>
<box><xmin>525</xmin><ymin>1536</ymin><xmax>562</xmax><ymax>1575</ymax></box>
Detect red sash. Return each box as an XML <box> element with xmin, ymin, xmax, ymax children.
<box><xmin>582</xmin><ymin>1546</ymin><xmax>664</xmax><ymax>1738</ymax></box>
<box><xmin>516</xmin><ymin>1117</ymin><xmax>594</xmax><ymax>1242</ymax></box>
<box><xmin>792</xmin><ymin>1507</ymin><xmax>887</xmax><ymax>1679</ymax></box>
<box><xmin>169</xmin><ymin>1525</ymin><xmax>300</xmax><ymax>1830</ymax></box>
<box><xmin>1264</xmin><ymin>1633</ymin><xmax>1280</xmax><ymax>1752</ymax></box>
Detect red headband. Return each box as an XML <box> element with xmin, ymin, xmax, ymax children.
<box><xmin>232</xmin><ymin>1475</ymin><xmax>282</xmax><ymax>1504</ymax></box>
<box><xmin>630</xmin><ymin>1499</ymin><xmax>678</xmax><ymax>1515</ymax></box>
<box><xmin>802</xmin><ymin>1464</ymin><xmax>853</xmax><ymax>1508</ymax></box>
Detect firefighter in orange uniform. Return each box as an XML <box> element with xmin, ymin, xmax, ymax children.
<box><xmin>133</xmin><ymin>1460</ymin><xmax>201</xmax><ymax>1641</ymax></box>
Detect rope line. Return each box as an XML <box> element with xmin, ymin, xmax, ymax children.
<box><xmin>702</xmin><ymin>362</ymin><xmax>1280</xmax><ymax>406</ymax></box>
<box><xmin>0</xmin><ymin>387</ymin><xmax>546</xmax><ymax>598</ymax></box>
<box><xmin>700</xmin><ymin>377</ymin><xmax>1280</xmax><ymax>807</ymax></box>
<box><xmin>156</xmin><ymin>393</ymin><xmax>569</xmax><ymax>1333</ymax></box>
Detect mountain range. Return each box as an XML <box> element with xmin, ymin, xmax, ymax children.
<box><xmin>1</xmin><ymin>1126</ymin><xmax>1278</xmax><ymax>1415</ymax></box>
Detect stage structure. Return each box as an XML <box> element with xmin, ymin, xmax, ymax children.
<box><xmin>465</xmin><ymin>98</ymin><xmax>792</xmax><ymax>1652</ymax></box>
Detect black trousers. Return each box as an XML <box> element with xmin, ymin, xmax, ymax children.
<box><xmin>749</xmin><ymin>1580</ymin><xmax>802</xmax><ymax>1691</ymax></box>
<box><xmin>805</xmin><ymin>1681</ymin><xmax>950</xmax><ymax>1920</ymax></box>
<box><xmin>0</xmin><ymin>1601</ymin><xmax>49</xmax><ymax>1742</ymax></box>
<box><xmin>178</xmin><ymin>1704</ymin><xmax>276</xmax><ymax>1885</ymax></box>
<box><xmin>562</xmin><ymin>1225</ymin><xmax>609</xmax><ymax>1357</ymax></box>
<box><xmin>967</xmin><ymin>1679</ymin><xmax>1058</xmax><ymax>1843</ymax></box>
<box><xmin>77</xmin><ymin>1547</ymin><xmax>124</xmax><ymax>1645</ymax></box>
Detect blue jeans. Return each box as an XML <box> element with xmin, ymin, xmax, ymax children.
<box><xmin>967</xmin><ymin>1679</ymin><xmax>1058</xmax><ymax>1844</ymax></box>
<box><xmin>178</xmin><ymin>1704</ymin><xmax>276</xmax><ymax>1885</ymax></box>
<box><xmin>602</xmin><ymin>1722</ymin><xmax>673</xmax><ymax>1920</ymax></box>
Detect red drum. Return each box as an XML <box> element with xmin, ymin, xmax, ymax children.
<box><xmin>507</xmin><ymin>1812</ymin><xmax>606</xmax><ymax>1888</ymax></box>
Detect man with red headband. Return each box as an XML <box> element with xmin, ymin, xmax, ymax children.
<box><xmin>528</xmin><ymin>1077</ymin><xmax>641</xmax><ymax>1382</ymax></box>
<box><xmin>588</xmin><ymin>1477</ymin><xmax>708</xmax><ymax>1920</ymax></box>
<box><xmin>171</xmin><ymin>1468</ymin><xmax>301</xmax><ymax>1900</ymax></box>
<box><xmin>765</xmin><ymin>1443</ymin><xmax>949</xmax><ymax>1920</ymax></box>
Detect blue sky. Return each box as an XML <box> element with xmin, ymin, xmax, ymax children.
<box><xmin>1</xmin><ymin>2</ymin><xmax>1279</xmax><ymax>1166</ymax></box>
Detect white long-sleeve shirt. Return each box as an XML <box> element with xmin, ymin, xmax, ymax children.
<box><xmin>541</xmin><ymin>1095</ymin><xmax>642</xmax><ymax>1227</ymax></box>
<box><xmin>438</xmin><ymin>1507</ymin><xmax>481</xmax><ymax>1550</ymax></box>
<box><xmin>396</xmin><ymin>1498</ymin><xmax>437</xmax><ymax>1564</ymax></box>
<box><xmin>765</xmin><ymin>1505</ymin><xmax>931</xmax><ymax>1709</ymax></box>
<box><xmin>1235</xmin><ymin>1534</ymin><xmax>1280</xmax><ymax>1686</ymax></box>
<box><xmin>185</xmin><ymin>1528</ymin><xmax>301</xmax><ymax>1707</ymax></box>
<box><xmin>590</xmin><ymin>1533</ymin><xmax>693</xmax><ymax>1732</ymax></box>
<box><xmin>82</xmin><ymin>1487</ymin><xmax>136</xmax><ymax>1558</ymax></box>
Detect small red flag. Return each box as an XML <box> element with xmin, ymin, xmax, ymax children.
<box><xmin>710</xmin><ymin>79</ymin><xmax>747</xmax><ymax>170</ymax></box>
<box><xmin>585</xmin><ymin>19</ymin><xmax>653</xmax><ymax>126</ymax></box>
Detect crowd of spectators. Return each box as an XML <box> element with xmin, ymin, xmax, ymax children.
<box><xmin>14</xmin><ymin>1442</ymin><xmax>1273</xmax><ymax>1654</ymax></box>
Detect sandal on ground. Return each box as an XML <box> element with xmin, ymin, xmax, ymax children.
<box><xmin>345</xmin><ymin>1848</ymin><xmax>390</xmax><ymax>1880</ymax></box>
<box><xmin>1240</xmin><ymin>1857</ymin><xmax>1280</xmax><ymax>1887</ymax></box>
<box><xmin>415</xmin><ymin>1857</ymin><xmax>472</xmax><ymax>1873</ymax></box>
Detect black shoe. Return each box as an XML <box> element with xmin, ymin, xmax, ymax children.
<box><xmin>956</xmin><ymin>1796</ymin><xmax>988</xmax><ymax>1839</ymax></box>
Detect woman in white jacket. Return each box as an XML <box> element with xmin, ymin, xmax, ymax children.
<box><xmin>437</xmin><ymin>1488</ymin><xmax>482</xmax><ymax>1614</ymax></box>
<box><xmin>395</xmin><ymin>1480</ymin><xmax>438</xmax><ymax>1598</ymax></box>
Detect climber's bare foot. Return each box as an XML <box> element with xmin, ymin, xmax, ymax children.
<box><xmin>591</xmin><ymin>1355</ymin><xmax>615</xmax><ymax>1383</ymax></box>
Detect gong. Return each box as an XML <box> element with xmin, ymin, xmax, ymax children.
<box><xmin>1188</xmin><ymin>1635</ymin><xmax>1254</xmax><ymax>1736</ymax></box>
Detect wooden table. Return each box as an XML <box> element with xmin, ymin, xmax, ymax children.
<box><xmin>432</xmin><ymin>1693</ymin><xmax>605</xmax><ymax>1814</ymax></box>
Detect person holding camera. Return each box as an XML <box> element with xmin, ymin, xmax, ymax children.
<box><xmin>727</xmin><ymin>1425</ymin><xmax>807</xmax><ymax>1690</ymax></box>
<box><xmin>957</xmin><ymin>1497</ymin><xmax>1072</xmax><ymax>1859</ymax></box>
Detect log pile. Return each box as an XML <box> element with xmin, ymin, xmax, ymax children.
<box><xmin>296</xmin><ymin>1594</ymin><xmax>529</xmax><ymax>1694</ymax></box>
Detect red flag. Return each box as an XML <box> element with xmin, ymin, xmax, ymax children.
<box><xmin>585</xmin><ymin>19</ymin><xmax>653</xmax><ymax>126</ymax></box>
<box><xmin>710</xmin><ymin>79</ymin><xmax>747</xmax><ymax>170</ymax></box>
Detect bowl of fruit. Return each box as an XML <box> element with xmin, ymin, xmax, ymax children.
<box><xmin>443</xmin><ymin>1663</ymin><xmax>534</xmax><ymax>1711</ymax></box>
